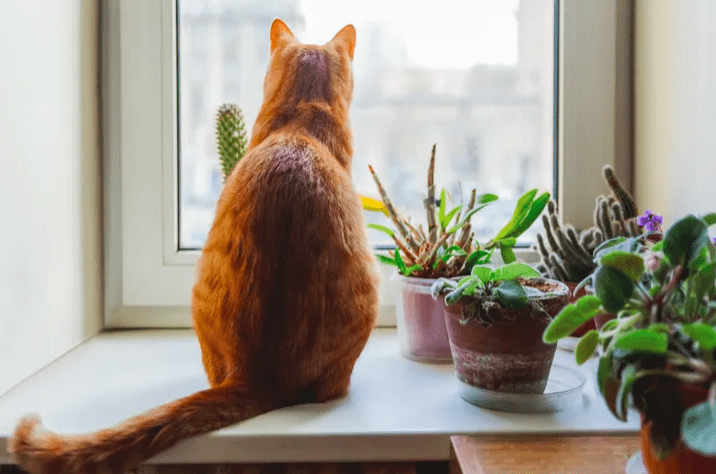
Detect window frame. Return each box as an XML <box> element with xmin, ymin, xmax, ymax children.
<box><xmin>104</xmin><ymin>0</ymin><xmax>632</xmax><ymax>328</ymax></box>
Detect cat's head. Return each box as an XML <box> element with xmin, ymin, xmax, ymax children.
<box><xmin>263</xmin><ymin>19</ymin><xmax>356</xmax><ymax>110</ymax></box>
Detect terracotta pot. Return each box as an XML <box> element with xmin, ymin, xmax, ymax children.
<box><xmin>639</xmin><ymin>382</ymin><xmax>716</xmax><ymax>473</ymax></box>
<box><xmin>395</xmin><ymin>274</ymin><xmax>452</xmax><ymax>363</ymax></box>
<box><xmin>440</xmin><ymin>278</ymin><xmax>569</xmax><ymax>394</ymax></box>
<box><xmin>564</xmin><ymin>281</ymin><xmax>597</xmax><ymax>336</ymax></box>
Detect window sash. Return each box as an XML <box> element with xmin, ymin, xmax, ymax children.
<box><xmin>104</xmin><ymin>0</ymin><xmax>632</xmax><ymax>328</ymax></box>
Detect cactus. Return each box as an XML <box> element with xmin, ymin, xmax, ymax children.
<box><xmin>215</xmin><ymin>103</ymin><xmax>248</xmax><ymax>182</ymax></box>
<box><xmin>534</xmin><ymin>165</ymin><xmax>642</xmax><ymax>282</ymax></box>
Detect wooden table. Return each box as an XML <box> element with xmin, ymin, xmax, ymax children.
<box><xmin>450</xmin><ymin>434</ymin><xmax>642</xmax><ymax>474</ymax></box>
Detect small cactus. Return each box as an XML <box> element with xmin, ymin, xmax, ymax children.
<box><xmin>534</xmin><ymin>165</ymin><xmax>642</xmax><ymax>282</ymax></box>
<box><xmin>215</xmin><ymin>103</ymin><xmax>248</xmax><ymax>182</ymax></box>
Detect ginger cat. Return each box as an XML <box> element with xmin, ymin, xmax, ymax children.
<box><xmin>9</xmin><ymin>19</ymin><xmax>379</xmax><ymax>474</ymax></box>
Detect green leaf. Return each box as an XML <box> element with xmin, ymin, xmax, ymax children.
<box><xmin>680</xmin><ymin>323</ymin><xmax>716</xmax><ymax>352</ymax></box>
<box><xmin>471</xmin><ymin>265</ymin><xmax>493</xmax><ymax>285</ymax></box>
<box><xmin>681</xmin><ymin>401</ymin><xmax>716</xmax><ymax>456</ymax></box>
<box><xmin>441</xmin><ymin>205</ymin><xmax>462</xmax><ymax>229</ymax></box>
<box><xmin>692</xmin><ymin>262</ymin><xmax>716</xmax><ymax>307</ymax></box>
<box><xmin>651</xmin><ymin>240</ymin><xmax>664</xmax><ymax>252</ymax></box>
<box><xmin>447</xmin><ymin>203</ymin><xmax>494</xmax><ymax>233</ymax></box>
<box><xmin>599</xmin><ymin>251</ymin><xmax>645</xmax><ymax>282</ymax></box>
<box><xmin>593</xmin><ymin>237</ymin><xmax>641</xmax><ymax>261</ymax></box>
<box><xmin>404</xmin><ymin>264</ymin><xmax>423</xmax><ymax>277</ymax></box>
<box><xmin>701</xmin><ymin>212</ymin><xmax>716</xmax><ymax>227</ymax></box>
<box><xmin>375</xmin><ymin>254</ymin><xmax>397</xmax><ymax>267</ymax></box>
<box><xmin>394</xmin><ymin>248</ymin><xmax>408</xmax><ymax>275</ymax></box>
<box><xmin>594</xmin><ymin>266</ymin><xmax>635</xmax><ymax>313</ymax></box>
<box><xmin>492</xmin><ymin>262</ymin><xmax>541</xmax><ymax>281</ymax></box>
<box><xmin>367</xmin><ymin>224</ymin><xmax>395</xmax><ymax>238</ymax></box>
<box><xmin>492</xmin><ymin>280</ymin><xmax>528</xmax><ymax>309</ymax></box>
<box><xmin>476</xmin><ymin>193</ymin><xmax>499</xmax><ymax>204</ymax></box>
<box><xmin>445</xmin><ymin>279</ymin><xmax>473</xmax><ymax>305</ymax></box>
<box><xmin>439</xmin><ymin>189</ymin><xmax>447</xmax><ymax>228</ymax></box>
<box><xmin>542</xmin><ymin>296</ymin><xmax>603</xmax><ymax>343</ymax></box>
<box><xmin>648</xmin><ymin>323</ymin><xmax>670</xmax><ymax>334</ymax></box>
<box><xmin>493</xmin><ymin>189</ymin><xmax>538</xmax><ymax>241</ymax></box>
<box><xmin>511</xmin><ymin>191</ymin><xmax>551</xmax><ymax>237</ymax></box>
<box><xmin>575</xmin><ymin>330</ymin><xmax>599</xmax><ymax>365</ymax></box>
<box><xmin>500</xmin><ymin>245</ymin><xmax>516</xmax><ymax>264</ymax></box>
<box><xmin>613</xmin><ymin>329</ymin><xmax>668</xmax><ymax>354</ymax></box>
<box><xmin>663</xmin><ymin>215</ymin><xmax>709</xmax><ymax>267</ymax></box>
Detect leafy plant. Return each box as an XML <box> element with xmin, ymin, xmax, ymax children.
<box><xmin>430</xmin><ymin>262</ymin><xmax>545</xmax><ymax>326</ymax></box>
<box><xmin>369</xmin><ymin>144</ymin><xmax>549</xmax><ymax>278</ymax></box>
<box><xmin>542</xmin><ymin>213</ymin><xmax>716</xmax><ymax>458</ymax></box>
<box><xmin>215</xmin><ymin>103</ymin><xmax>248</xmax><ymax>181</ymax></box>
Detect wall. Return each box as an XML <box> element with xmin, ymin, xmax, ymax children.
<box><xmin>634</xmin><ymin>0</ymin><xmax>716</xmax><ymax>224</ymax></box>
<box><xmin>0</xmin><ymin>0</ymin><xmax>102</xmax><ymax>396</ymax></box>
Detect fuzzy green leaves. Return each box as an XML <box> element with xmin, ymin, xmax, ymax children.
<box><xmin>542</xmin><ymin>295</ymin><xmax>602</xmax><ymax>343</ymax></box>
<box><xmin>492</xmin><ymin>280</ymin><xmax>528</xmax><ymax>309</ymax></box>
<box><xmin>681</xmin><ymin>400</ymin><xmax>716</xmax><ymax>456</ymax></box>
<box><xmin>594</xmin><ymin>265</ymin><xmax>635</xmax><ymax>313</ymax></box>
<box><xmin>680</xmin><ymin>323</ymin><xmax>716</xmax><ymax>353</ymax></box>
<box><xmin>598</xmin><ymin>251</ymin><xmax>645</xmax><ymax>283</ymax></box>
<box><xmin>575</xmin><ymin>330</ymin><xmax>600</xmax><ymax>365</ymax></box>
<box><xmin>613</xmin><ymin>329</ymin><xmax>668</xmax><ymax>354</ymax></box>
<box><xmin>663</xmin><ymin>214</ymin><xmax>709</xmax><ymax>267</ymax></box>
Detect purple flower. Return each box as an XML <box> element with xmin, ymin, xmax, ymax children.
<box><xmin>713</xmin><ymin>236</ymin><xmax>716</xmax><ymax>245</ymax></box>
<box><xmin>637</xmin><ymin>210</ymin><xmax>663</xmax><ymax>232</ymax></box>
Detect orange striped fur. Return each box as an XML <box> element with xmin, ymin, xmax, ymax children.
<box><xmin>9</xmin><ymin>19</ymin><xmax>379</xmax><ymax>474</ymax></box>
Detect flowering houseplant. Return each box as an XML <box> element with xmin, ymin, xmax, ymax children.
<box><xmin>542</xmin><ymin>212</ymin><xmax>716</xmax><ymax>470</ymax></box>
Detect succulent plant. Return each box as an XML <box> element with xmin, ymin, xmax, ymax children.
<box><xmin>534</xmin><ymin>165</ymin><xmax>643</xmax><ymax>282</ymax></box>
<box><xmin>369</xmin><ymin>144</ymin><xmax>549</xmax><ymax>278</ymax></box>
<box><xmin>215</xmin><ymin>103</ymin><xmax>248</xmax><ymax>182</ymax></box>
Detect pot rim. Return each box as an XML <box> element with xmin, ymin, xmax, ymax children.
<box><xmin>442</xmin><ymin>277</ymin><xmax>570</xmax><ymax>305</ymax></box>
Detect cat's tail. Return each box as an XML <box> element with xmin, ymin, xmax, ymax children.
<box><xmin>8</xmin><ymin>383</ymin><xmax>279</xmax><ymax>474</ymax></box>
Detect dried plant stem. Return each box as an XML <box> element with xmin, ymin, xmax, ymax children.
<box><xmin>424</xmin><ymin>144</ymin><xmax>438</xmax><ymax>245</ymax></box>
<box><xmin>368</xmin><ymin>165</ymin><xmax>420</xmax><ymax>252</ymax></box>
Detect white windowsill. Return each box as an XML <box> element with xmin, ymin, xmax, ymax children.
<box><xmin>0</xmin><ymin>328</ymin><xmax>639</xmax><ymax>465</ymax></box>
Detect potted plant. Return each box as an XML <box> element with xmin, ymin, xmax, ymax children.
<box><xmin>534</xmin><ymin>165</ymin><xmax>644</xmax><ymax>335</ymax></box>
<box><xmin>542</xmin><ymin>213</ymin><xmax>716</xmax><ymax>473</ymax></box>
<box><xmin>368</xmin><ymin>144</ymin><xmax>549</xmax><ymax>362</ymax></box>
<box><xmin>431</xmin><ymin>263</ymin><xmax>569</xmax><ymax>395</ymax></box>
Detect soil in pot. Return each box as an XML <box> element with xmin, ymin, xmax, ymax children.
<box><xmin>395</xmin><ymin>275</ymin><xmax>452</xmax><ymax>363</ymax></box>
<box><xmin>441</xmin><ymin>278</ymin><xmax>569</xmax><ymax>394</ymax></box>
<box><xmin>638</xmin><ymin>381</ymin><xmax>716</xmax><ymax>473</ymax></box>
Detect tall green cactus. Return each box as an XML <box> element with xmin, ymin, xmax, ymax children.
<box><xmin>215</xmin><ymin>103</ymin><xmax>248</xmax><ymax>182</ymax></box>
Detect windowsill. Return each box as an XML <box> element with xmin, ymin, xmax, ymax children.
<box><xmin>0</xmin><ymin>328</ymin><xmax>639</xmax><ymax>465</ymax></box>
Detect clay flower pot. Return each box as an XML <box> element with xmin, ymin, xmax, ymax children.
<box><xmin>440</xmin><ymin>278</ymin><xmax>569</xmax><ymax>394</ymax></box>
<box><xmin>639</xmin><ymin>383</ymin><xmax>716</xmax><ymax>473</ymax></box>
<box><xmin>395</xmin><ymin>274</ymin><xmax>452</xmax><ymax>363</ymax></box>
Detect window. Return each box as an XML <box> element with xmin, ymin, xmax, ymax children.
<box><xmin>105</xmin><ymin>0</ymin><xmax>632</xmax><ymax>327</ymax></box>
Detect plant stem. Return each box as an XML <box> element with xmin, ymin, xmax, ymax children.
<box><xmin>424</xmin><ymin>145</ymin><xmax>438</xmax><ymax>245</ymax></box>
<box><xmin>368</xmin><ymin>165</ymin><xmax>420</xmax><ymax>253</ymax></box>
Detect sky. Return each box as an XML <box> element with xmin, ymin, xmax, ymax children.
<box><xmin>299</xmin><ymin>0</ymin><xmax>520</xmax><ymax>69</ymax></box>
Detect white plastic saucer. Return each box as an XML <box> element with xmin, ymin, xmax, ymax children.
<box><xmin>458</xmin><ymin>363</ymin><xmax>587</xmax><ymax>413</ymax></box>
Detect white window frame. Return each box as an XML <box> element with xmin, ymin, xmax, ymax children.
<box><xmin>104</xmin><ymin>0</ymin><xmax>632</xmax><ymax>328</ymax></box>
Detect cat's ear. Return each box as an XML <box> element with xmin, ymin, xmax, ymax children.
<box><xmin>270</xmin><ymin>19</ymin><xmax>295</xmax><ymax>53</ymax></box>
<box><xmin>329</xmin><ymin>25</ymin><xmax>356</xmax><ymax>61</ymax></box>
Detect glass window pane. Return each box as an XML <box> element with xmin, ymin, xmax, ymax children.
<box><xmin>178</xmin><ymin>0</ymin><xmax>554</xmax><ymax>250</ymax></box>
